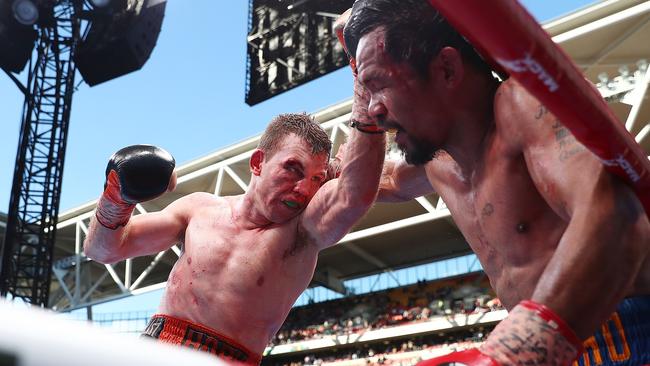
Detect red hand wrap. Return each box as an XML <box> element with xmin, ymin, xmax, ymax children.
<box><xmin>519</xmin><ymin>300</ymin><xmax>584</xmax><ymax>353</ymax></box>
<box><xmin>95</xmin><ymin>170</ymin><xmax>136</xmax><ymax>230</ymax></box>
<box><xmin>481</xmin><ymin>300</ymin><xmax>583</xmax><ymax>366</ymax></box>
<box><xmin>350</xmin><ymin>120</ymin><xmax>385</xmax><ymax>134</ymax></box>
<box><xmin>417</xmin><ymin>348</ymin><xmax>500</xmax><ymax>366</ymax></box>
<box><xmin>350</xmin><ymin>77</ymin><xmax>386</xmax><ymax>134</ymax></box>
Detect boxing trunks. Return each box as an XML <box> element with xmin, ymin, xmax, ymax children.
<box><xmin>574</xmin><ymin>296</ymin><xmax>650</xmax><ymax>366</ymax></box>
<box><xmin>141</xmin><ymin>314</ymin><xmax>262</xmax><ymax>365</ymax></box>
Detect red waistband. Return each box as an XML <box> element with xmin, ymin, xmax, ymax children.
<box><xmin>146</xmin><ymin>314</ymin><xmax>262</xmax><ymax>365</ymax></box>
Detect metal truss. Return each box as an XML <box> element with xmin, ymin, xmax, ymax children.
<box><xmin>590</xmin><ymin>60</ymin><xmax>650</xmax><ymax>149</ymax></box>
<box><xmin>245</xmin><ymin>0</ymin><xmax>351</xmax><ymax>105</ymax></box>
<box><xmin>547</xmin><ymin>0</ymin><xmax>650</xmax><ymax>146</ymax></box>
<box><xmin>0</xmin><ymin>0</ymin><xmax>81</xmax><ymax>307</ymax></box>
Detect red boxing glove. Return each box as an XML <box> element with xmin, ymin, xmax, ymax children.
<box><xmin>418</xmin><ymin>348</ymin><xmax>499</xmax><ymax>366</ymax></box>
<box><xmin>95</xmin><ymin>145</ymin><xmax>175</xmax><ymax>230</ymax></box>
<box><xmin>95</xmin><ymin>170</ymin><xmax>137</xmax><ymax>230</ymax></box>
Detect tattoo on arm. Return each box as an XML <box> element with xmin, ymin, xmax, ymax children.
<box><xmin>535</xmin><ymin>104</ymin><xmax>548</xmax><ymax>120</ymax></box>
<box><xmin>487</xmin><ymin>305</ymin><xmax>579</xmax><ymax>364</ymax></box>
<box><xmin>534</xmin><ymin>104</ymin><xmax>586</xmax><ymax>162</ymax></box>
<box><xmin>552</xmin><ymin>120</ymin><xmax>586</xmax><ymax>162</ymax></box>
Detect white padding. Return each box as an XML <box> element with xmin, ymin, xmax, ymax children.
<box><xmin>0</xmin><ymin>300</ymin><xmax>229</xmax><ymax>366</ymax></box>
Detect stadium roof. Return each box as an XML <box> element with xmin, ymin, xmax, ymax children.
<box><xmin>49</xmin><ymin>0</ymin><xmax>650</xmax><ymax>311</ymax></box>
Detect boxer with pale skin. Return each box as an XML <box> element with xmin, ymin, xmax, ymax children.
<box><xmin>339</xmin><ymin>0</ymin><xmax>650</xmax><ymax>365</ymax></box>
<box><xmin>84</xmin><ymin>112</ymin><xmax>385</xmax><ymax>364</ymax></box>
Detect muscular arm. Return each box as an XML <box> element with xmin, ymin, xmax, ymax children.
<box><xmin>84</xmin><ymin>194</ymin><xmax>196</xmax><ymax>264</ymax></box>
<box><xmin>300</xmin><ymin>128</ymin><xmax>386</xmax><ymax>249</ymax></box>
<box><xmin>501</xmin><ymin>81</ymin><xmax>650</xmax><ymax>339</ymax></box>
<box><xmin>377</xmin><ymin>158</ymin><xmax>434</xmax><ymax>202</ymax></box>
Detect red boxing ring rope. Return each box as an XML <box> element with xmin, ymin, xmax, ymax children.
<box><xmin>428</xmin><ymin>0</ymin><xmax>650</xmax><ymax>217</ymax></box>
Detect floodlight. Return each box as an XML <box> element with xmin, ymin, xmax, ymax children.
<box><xmin>0</xmin><ymin>0</ymin><xmax>37</xmax><ymax>73</ymax></box>
<box><xmin>12</xmin><ymin>0</ymin><xmax>38</xmax><ymax>25</ymax></box>
<box><xmin>75</xmin><ymin>0</ymin><xmax>166</xmax><ymax>86</ymax></box>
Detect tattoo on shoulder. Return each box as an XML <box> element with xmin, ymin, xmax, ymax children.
<box><xmin>552</xmin><ymin>119</ymin><xmax>586</xmax><ymax>162</ymax></box>
<box><xmin>534</xmin><ymin>105</ymin><xmax>548</xmax><ymax>120</ymax></box>
<box><xmin>482</xmin><ymin>203</ymin><xmax>494</xmax><ymax>217</ymax></box>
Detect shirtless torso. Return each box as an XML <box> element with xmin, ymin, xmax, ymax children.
<box><xmin>347</xmin><ymin>2</ymin><xmax>650</xmax><ymax>362</ymax></box>
<box><xmin>427</xmin><ymin>144</ymin><xmax>565</xmax><ymax>310</ymax></box>
<box><xmin>85</xmin><ymin>119</ymin><xmax>386</xmax><ymax>358</ymax></box>
<box><xmin>159</xmin><ymin>193</ymin><xmax>320</xmax><ymax>353</ymax></box>
<box><xmin>380</xmin><ymin>78</ymin><xmax>650</xmax><ymax>338</ymax></box>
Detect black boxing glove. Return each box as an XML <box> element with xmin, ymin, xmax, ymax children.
<box><xmin>95</xmin><ymin>145</ymin><xmax>175</xmax><ymax>229</ymax></box>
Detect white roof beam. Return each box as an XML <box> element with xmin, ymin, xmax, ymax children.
<box><xmin>129</xmin><ymin>250</ymin><xmax>168</xmax><ymax>291</ymax></box>
<box><xmin>224</xmin><ymin>166</ymin><xmax>249</xmax><ymax>192</ymax></box>
<box><xmin>415</xmin><ymin>196</ymin><xmax>437</xmax><ymax>213</ymax></box>
<box><xmin>79</xmin><ymin>272</ymin><xmax>109</xmax><ymax>304</ymax></box>
<box><xmin>625</xmin><ymin>66</ymin><xmax>650</xmax><ymax>132</ymax></box>
<box><xmin>553</xmin><ymin>1</ymin><xmax>650</xmax><ymax>43</ymax></box>
<box><xmin>636</xmin><ymin>124</ymin><xmax>650</xmax><ymax>143</ymax></box>
<box><xmin>339</xmin><ymin>211</ymin><xmax>449</xmax><ymax>244</ymax></box>
<box><xmin>170</xmin><ymin>244</ymin><xmax>182</xmax><ymax>257</ymax></box>
<box><xmin>104</xmin><ymin>264</ymin><xmax>127</xmax><ymax>293</ymax></box>
<box><xmin>52</xmin><ymin>268</ymin><xmax>74</xmax><ymax>305</ymax></box>
<box><xmin>213</xmin><ymin>168</ymin><xmax>225</xmax><ymax>196</ymax></box>
<box><xmin>584</xmin><ymin>15</ymin><xmax>650</xmax><ymax>73</ymax></box>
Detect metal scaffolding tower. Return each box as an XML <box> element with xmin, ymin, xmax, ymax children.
<box><xmin>0</xmin><ymin>0</ymin><xmax>80</xmax><ymax>307</ymax></box>
<box><xmin>1</xmin><ymin>0</ymin><xmax>166</xmax><ymax>307</ymax></box>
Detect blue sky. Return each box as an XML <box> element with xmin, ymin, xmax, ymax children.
<box><xmin>0</xmin><ymin>0</ymin><xmax>596</xmax><ymax>314</ymax></box>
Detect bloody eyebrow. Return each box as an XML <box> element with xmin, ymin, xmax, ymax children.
<box><xmin>361</xmin><ymin>73</ymin><xmax>387</xmax><ymax>90</ymax></box>
<box><xmin>359</xmin><ymin>73</ymin><xmax>377</xmax><ymax>86</ymax></box>
<box><xmin>285</xmin><ymin>159</ymin><xmax>304</xmax><ymax>171</ymax></box>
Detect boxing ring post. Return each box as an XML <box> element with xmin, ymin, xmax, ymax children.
<box><xmin>428</xmin><ymin>0</ymin><xmax>650</xmax><ymax>217</ymax></box>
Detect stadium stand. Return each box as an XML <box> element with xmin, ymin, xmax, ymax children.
<box><xmin>263</xmin><ymin>332</ymin><xmax>487</xmax><ymax>366</ymax></box>
<box><xmin>271</xmin><ymin>273</ymin><xmax>500</xmax><ymax>345</ymax></box>
<box><xmin>70</xmin><ymin>270</ymin><xmax>505</xmax><ymax>365</ymax></box>
<box><xmin>261</xmin><ymin>272</ymin><xmax>505</xmax><ymax>365</ymax></box>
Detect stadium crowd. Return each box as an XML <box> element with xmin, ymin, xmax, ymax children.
<box><xmin>263</xmin><ymin>328</ymin><xmax>489</xmax><ymax>366</ymax></box>
<box><xmin>270</xmin><ymin>274</ymin><xmax>503</xmax><ymax>346</ymax></box>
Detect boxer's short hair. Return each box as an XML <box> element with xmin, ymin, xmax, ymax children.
<box><xmin>344</xmin><ymin>0</ymin><xmax>491</xmax><ymax>78</ymax></box>
<box><xmin>259</xmin><ymin>113</ymin><xmax>332</xmax><ymax>159</ymax></box>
